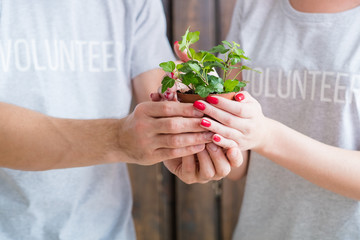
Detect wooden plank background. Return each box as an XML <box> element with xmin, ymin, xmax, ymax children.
<box><xmin>128</xmin><ymin>0</ymin><xmax>246</xmax><ymax>239</ymax></box>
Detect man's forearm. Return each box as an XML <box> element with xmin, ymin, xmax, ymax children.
<box><xmin>0</xmin><ymin>102</ymin><xmax>121</xmax><ymax>171</ymax></box>
<box><xmin>0</xmin><ymin>99</ymin><xmax>213</xmax><ymax>171</ymax></box>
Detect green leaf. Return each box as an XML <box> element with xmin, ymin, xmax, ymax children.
<box><xmin>209</xmin><ymin>82</ymin><xmax>224</xmax><ymax>93</ymax></box>
<box><xmin>190</xmin><ymin>48</ymin><xmax>206</xmax><ymax>62</ymax></box>
<box><xmin>189</xmin><ymin>62</ymin><xmax>201</xmax><ymax>72</ymax></box>
<box><xmin>241</xmin><ymin>55</ymin><xmax>251</xmax><ymax>60</ymax></box>
<box><xmin>224</xmin><ymin>79</ymin><xmax>240</xmax><ymax>92</ymax></box>
<box><xmin>202</xmin><ymin>52</ymin><xmax>223</xmax><ymax>62</ymax></box>
<box><xmin>178</xmin><ymin>27</ymin><xmax>200</xmax><ymax>51</ymax></box>
<box><xmin>241</xmin><ymin>65</ymin><xmax>261</xmax><ymax>73</ymax></box>
<box><xmin>187</xmin><ymin>31</ymin><xmax>200</xmax><ymax>45</ymax></box>
<box><xmin>237</xmin><ymin>81</ymin><xmax>247</xmax><ymax>88</ymax></box>
<box><xmin>177</xmin><ymin>62</ymin><xmax>193</xmax><ymax>73</ymax></box>
<box><xmin>161</xmin><ymin>76</ymin><xmax>175</xmax><ymax>93</ymax></box>
<box><xmin>179</xmin><ymin>28</ymin><xmax>190</xmax><ymax>51</ymax></box>
<box><xmin>195</xmin><ymin>85</ymin><xmax>212</xmax><ymax>98</ymax></box>
<box><xmin>233</xmin><ymin>81</ymin><xmax>247</xmax><ymax>92</ymax></box>
<box><xmin>222</xmin><ymin>40</ymin><xmax>232</xmax><ymax>48</ymax></box>
<box><xmin>232</xmin><ymin>41</ymin><xmax>240</xmax><ymax>47</ymax></box>
<box><xmin>229</xmin><ymin>54</ymin><xmax>242</xmax><ymax>65</ymax></box>
<box><xmin>159</xmin><ymin>61</ymin><xmax>175</xmax><ymax>73</ymax></box>
<box><xmin>209</xmin><ymin>44</ymin><xmax>229</xmax><ymax>54</ymax></box>
<box><xmin>234</xmin><ymin>48</ymin><xmax>245</xmax><ymax>56</ymax></box>
<box><xmin>204</xmin><ymin>61</ymin><xmax>225</xmax><ymax>69</ymax></box>
<box><xmin>208</xmin><ymin>75</ymin><xmax>223</xmax><ymax>85</ymax></box>
<box><xmin>181</xmin><ymin>72</ymin><xmax>201</xmax><ymax>86</ymax></box>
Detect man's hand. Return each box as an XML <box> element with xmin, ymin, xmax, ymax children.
<box><xmin>118</xmin><ymin>101</ymin><xmax>213</xmax><ymax>165</ymax></box>
<box><xmin>164</xmin><ymin>143</ymin><xmax>243</xmax><ymax>184</ymax></box>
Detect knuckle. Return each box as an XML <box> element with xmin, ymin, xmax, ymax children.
<box><xmin>193</xmin><ymin>133</ymin><xmax>205</xmax><ymax>144</ymax></box>
<box><xmin>222</xmin><ymin>117</ymin><xmax>234</xmax><ymax>126</ymax></box>
<box><xmin>182</xmin><ymin>105</ymin><xmax>193</xmax><ymax>116</ymax></box>
<box><xmin>160</xmin><ymin>103</ymin><xmax>173</xmax><ymax>115</ymax></box>
<box><xmin>217</xmin><ymin>165</ymin><xmax>231</xmax><ymax>177</ymax></box>
<box><xmin>166</xmin><ymin>119</ymin><xmax>180</xmax><ymax>132</ymax></box>
<box><xmin>184</xmin><ymin>178</ymin><xmax>195</xmax><ymax>185</ymax></box>
<box><xmin>243</xmin><ymin>122</ymin><xmax>254</xmax><ymax>135</ymax></box>
<box><xmin>134</xmin><ymin>103</ymin><xmax>146</xmax><ymax>117</ymax></box>
<box><xmin>167</xmin><ymin>148</ymin><xmax>178</xmax><ymax>158</ymax></box>
<box><xmin>235</xmin><ymin>107</ymin><xmax>243</xmax><ymax>117</ymax></box>
<box><xmin>207</xmin><ymin>107</ymin><xmax>217</xmax><ymax>118</ymax></box>
<box><xmin>233</xmin><ymin>158</ymin><xmax>243</xmax><ymax>168</ymax></box>
<box><xmin>202</xmin><ymin>169</ymin><xmax>215</xmax><ymax>179</ymax></box>
<box><xmin>168</xmin><ymin>135</ymin><xmax>182</xmax><ymax>147</ymax></box>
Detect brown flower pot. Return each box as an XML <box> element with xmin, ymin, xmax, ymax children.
<box><xmin>177</xmin><ymin>92</ymin><xmax>236</xmax><ymax>103</ymax></box>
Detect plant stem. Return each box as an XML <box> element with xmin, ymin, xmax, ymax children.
<box><xmin>231</xmin><ymin>69</ymin><xmax>242</xmax><ymax>81</ymax></box>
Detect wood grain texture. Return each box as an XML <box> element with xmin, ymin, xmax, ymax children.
<box><xmin>129</xmin><ymin>0</ymin><xmax>244</xmax><ymax>239</ymax></box>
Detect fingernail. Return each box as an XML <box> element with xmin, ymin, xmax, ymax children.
<box><xmin>235</xmin><ymin>93</ymin><xmax>245</xmax><ymax>102</ymax></box>
<box><xmin>150</xmin><ymin>93</ymin><xmax>154</xmax><ymax>98</ymax></box>
<box><xmin>207</xmin><ymin>143</ymin><xmax>219</xmax><ymax>152</ymax></box>
<box><xmin>193</xmin><ymin>101</ymin><xmax>206</xmax><ymax>111</ymax></box>
<box><xmin>201</xmin><ymin>119</ymin><xmax>211</xmax><ymax>127</ymax></box>
<box><xmin>206</xmin><ymin>96</ymin><xmax>218</xmax><ymax>105</ymax></box>
<box><xmin>213</xmin><ymin>135</ymin><xmax>221</xmax><ymax>142</ymax></box>
<box><xmin>171</xmin><ymin>72</ymin><xmax>175</xmax><ymax>78</ymax></box>
<box><xmin>174</xmin><ymin>41</ymin><xmax>179</xmax><ymax>45</ymax></box>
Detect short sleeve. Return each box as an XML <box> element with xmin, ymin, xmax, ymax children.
<box><xmin>130</xmin><ymin>0</ymin><xmax>175</xmax><ymax>79</ymax></box>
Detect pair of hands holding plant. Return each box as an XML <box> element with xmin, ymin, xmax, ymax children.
<box><xmin>150</xmin><ymin>42</ymin><xmax>268</xmax><ymax>184</ymax></box>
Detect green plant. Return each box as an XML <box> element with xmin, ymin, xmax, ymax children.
<box><xmin>159</xmin><ymin>28</ymin><xmax>258</xmax><ymax>98</ymax></box>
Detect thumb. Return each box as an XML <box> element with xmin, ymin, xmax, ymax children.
<box><xmin>174</xmin><ymin>41</ymin><xmax>191</xmax><ymax>62</ymax></box>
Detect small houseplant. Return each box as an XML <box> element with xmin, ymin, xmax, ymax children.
<box><xmin>159</xmin><ymin>28</ymin><xmax>257</xmax><ymax>102</ymax></box>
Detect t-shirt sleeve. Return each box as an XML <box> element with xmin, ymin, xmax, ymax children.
<box><xmin>130</xmin><ymin>0</ymin><xmax>175</xmax><ymax>79</ymax></box>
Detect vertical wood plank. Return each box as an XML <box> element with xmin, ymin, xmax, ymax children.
<box><xmin>172</xmin><ymin>1</ymin><xmax>219</xmax><ymax>240</ymax></box>
<box><xmin>129</xmin><ymin>1</ymin><xmax>176</xmax><ymax>240</ymax></box>
<box><xmin>221</xmin><ymin>178</ymin><xmax>246</xmax><ymax>240</ymax></box>
<box><xmin>172</xmin><ymin>0</ymin><xmax>216</xmax><ymax>50</ymax></box>
<box><xmin>128</xmin><ymin>164</ymin><xmax>162</xmax><ymax>240</ymax></box>
<box><xmin>217</xmin><ymin>1</ymin><xmax>246</xmax><ymax>239</ymax></box>
<box><xmin>128</xmin><ymin>163</ymin><xmax>175</xmax><ymax>240</ymax></box>
<box><xmin>130</xmin><ymin>0</ymin><xmax>246</xmax><ymax>240</ymax></box>
<box><xmin>218</xmin><ymin>0</ymin><xmax>237</xmax><ymax>41</ymax></box>
<box><xmin>176</xmin><ymin>181</ymin><xmax>219</xmax><ymax>240</ymax></box>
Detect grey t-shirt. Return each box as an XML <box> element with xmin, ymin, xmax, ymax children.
<box><xmin>227</xmin><ymin>0</ymin><xmax>360</xmax><ymax>239</ymax></box>
<box><xmin>0</xmin><ymin>0</ymin><xmax>174</xmax><ymax>239</ymax></box>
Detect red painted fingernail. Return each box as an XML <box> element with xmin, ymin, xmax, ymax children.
<box><xmin>213</xmin><ymin>135</ymin><xmax>221</xmax><ymax>142</ymax></box>
<box><xmin>171</xmin><ymin>72</ymin><xmax>175</xmax><ymax>78</ymax></box>
<box><xmin>174</xmin><ymin>41</ymin><xmax>179</xmax><ymax>45</ymax></box>
<box><xmin>206</xmin><ymin>96</ymin><xmax>218</xmax><ymax>105</ymax></box>
<box><xmin>193</xmin><ymin>101</ymin><xmax>206</xmax><ymax>111</ymax></box>
<box><xmin>164</xmin><ymin>92</ymin><xmax>170</xmax><ymax>99</ymax></box>
<box><xmin>235</xmin><ymin>93</ymin><xmax>245</xmax><ymax>102</ymax></box>
<box><xmin>201</xmin><ymin>119</ymin><xmax>211</xmax><ymax>127</ymax></box>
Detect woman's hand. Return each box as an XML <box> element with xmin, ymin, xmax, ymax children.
<box><xmin>193</xmin><ymin>91</ymin><xmax>270</xmax><ymax>152</ymax></box>
<box><xmin>150</xmin><ymin>41</ymin><xmax>191</xmax><ymax>102</ymax></box>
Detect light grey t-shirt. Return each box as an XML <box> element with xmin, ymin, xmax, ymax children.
<box><xmin>0</xmin><ymin>0</ymin><xmax>174</xmax><ymax>239</ymax></box>
<box><xmin>227</xmin><ymin>0</ymin><xmax>360</xmax><ymax>239</ymax></box>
